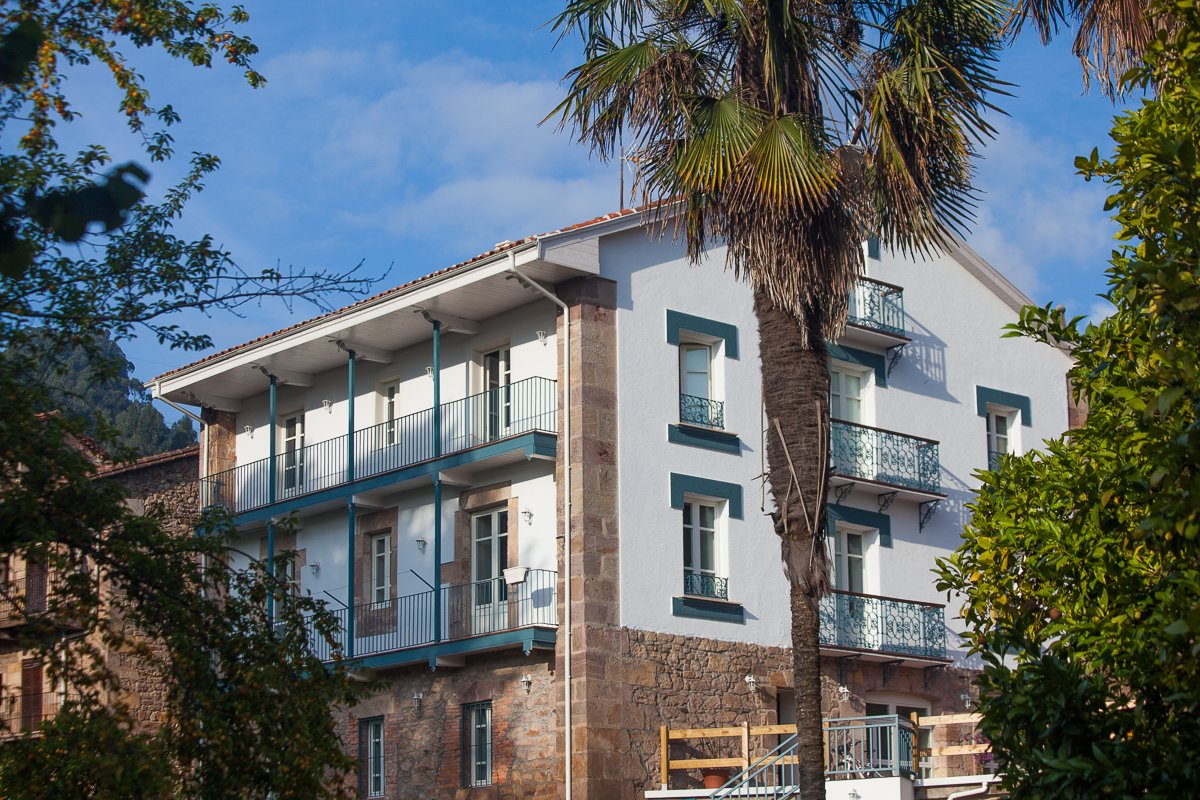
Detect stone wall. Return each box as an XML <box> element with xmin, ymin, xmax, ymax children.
<box><xmin>337</xmin><ymin>650</ymin><xmax>560</xmax><ymax>799</ymax></box>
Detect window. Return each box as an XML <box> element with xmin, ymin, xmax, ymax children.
<box><xmin>866</xmin><ymin>698</ymin><xmax>930</xmax><ymax>778</ymax></box>
<box><xmin>830</xmin><ymin>526</ymin><xmax>873</xmax><ymax>649</ymax></box>
<box><xmin>682</xmin><ymin>499</ymin><xmax>726</xmax><ymax>599</ymax></box>
<box><xmin>370</xmin><ymin>533</ymin><xmax>391</xmax><ymax>604</ymax></box>
<box><xmin>381</xmin><ymin>381</ymin><xmax>400</xmax><ymax>446</ymax></box>
<box><xmin>472</xmin><ymin>509</ymin><xmax>509</xmax><ymax>632</ymax></box>
<box><xmin>462</xmin><ymin>701</ymin><xmax>493</xmax><ymax>787</ymax></box>
<box><xmin>986</xmin><ymin>406</ymin><xmax>1014</xmax><ymax>468</ymax></box>
<box><xmin>482</xmin><ymin>347</ymin><xmax>511</xmax><ymax>440</ymax></box>
<box><xmin>359</xmin><ymin>716</ymin><xmax>384</xmax><ymax>797</ymax></box>
<box><xmin>280</xmin><ymin>412</ymin><xmax>305</xmax><ymax>493</ymax></box>
<box><xmin>279</xmin><ymin>557</ymin><xmax>299</xmax><ymax>599</ymax></box>
<box><xmin>678</xmin><ymin>343</ymin><xmax>724</xmax><ymax>429</ymax></box>
<box><xmin>830</xmin><ymin>365</ymin><xmax>865</xmax><ymax>423</ymax></box>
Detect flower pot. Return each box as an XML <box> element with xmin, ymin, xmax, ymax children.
<box><xmin>701</xmin><ymin>767</ymin><xmax>731</xmax><ymax>789</ymax></box>
<box><xmin>503</xmin><ymin>566</ymin><xmax>529</xmax><ymax>586</ymax></box>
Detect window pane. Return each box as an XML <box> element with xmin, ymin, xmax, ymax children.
<box><xmin>474</xmin><ymin>514</ymin><xmax>491</xmax><ymax>541</ymax></box>
<box><xmin>682</xmin><ymin>503</ymin><xmax>692</xmax><ymax>526</ymax></box>
<box><xmin>682</xmin><ymin>528</ymin><xmax>693</xmax><ymax>570</ymax></box>
<box><xmin>699</xmin><ymin>504</ymin><xmax>715</xmax><ymax>530</ymax></box>
<box><xmin>684</xmin><ymin>346</ymin><xmax>709</xmax><ymax>373</ymax></box>
<box><xmin>847</xmin><ymin>533</ymin><xmax>863</xmax><ymax>557</ymax></box>
<box><xmin>475</xmin><ymin>539</ymin><xmax>492</xmax><ymax>580</ymax></box>
<box><xmin>700</xmin><ymin>530</ymin><xmax>715</xmax><ymax>572</ymax></box>
<box><xmin>847</xmin><ymin>558</ymin><xmax>864</xmax><ymax>593</ymax></box>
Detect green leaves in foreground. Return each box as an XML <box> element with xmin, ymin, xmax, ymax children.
<box><xmin>937</xmin><ymin>2</ymin><xmax>1200</xmax><ymax>795</ymax></box>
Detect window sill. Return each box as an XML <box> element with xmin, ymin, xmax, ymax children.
<box><xmin>667</xmin><ymin>424</ymin><xmax>741</xmax><ymax>454</ymax></box>
<box><xmin>672</xmin><ymin>595</ymin><xmax>745</xmax><ymax>624</ymax></box>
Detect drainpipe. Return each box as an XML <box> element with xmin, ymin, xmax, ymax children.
<box><xmin>431</xmin><ymin>320</ymin><xmax>442</xmax><ymax>645</ymax></box>
<box><xmin>507</xmin><ymin>255</ymin><xmax>572</xmax><ymax>799</ymax></box>
<box><xmin>267</xmin><ymin>374</ymin><xmax>278</xmax><ymax>620</ymax></box>
<box><xmin>346</xmin><ymin>499</ymin><xmax>355</xmax><ymax>656</ymax></box>
<box><xmin>947</xmin><ymin>778</ymin><xmax>997</xmax><ymax>800</ymax></box>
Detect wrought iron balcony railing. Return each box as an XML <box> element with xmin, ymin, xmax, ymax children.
<box><xmin>201</xmin><ymin>376</ymin><xmax>557</xmax><ymax>514</ymax></box>
<box><xmin>0</xmin><ymin>691</ymin><xmax>77</xmax><ymax>736</ymax></box>
<box><xmin>679</xmin><ymin>393</ymin><xmax>725</xmax><ymax>429</ymax></box>
<box><xmin>819</xmin><ymin>588</ymin><xmax>947</xmax><ymax>660</ymax></box>
<box><xmin>830</xmin><ymin>420</ymin><xmax>941</xmax><ymax>494</ymax></box>
<box><xmin>289</xmin><ymin>569</ymin><xmax>558</xmax><ymax>662</ymax></box>
<box><xmin>848</xmin><ymin>278</ymin><xmax>905</xmax><ymax>337</ymax></box>
<box><xmin>824</xmin><ymin>715</ymin><xmax>918</xmax><ymax>780</ymax></box>
<box><xmin>987</xmin><ymin>450</ymin><xmax>1006</xmax><ymax>471</ymax></box>
<box><xmin>683</xmin><ymin>571</ymin><xmax>728</xmax><ymax>600</ymax></box>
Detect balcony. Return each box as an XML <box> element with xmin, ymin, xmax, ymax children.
<box><xmin>201</xmin><ymin>376</ymin><xmax>557</xmax><ymax>516</ymax></box>
<box><xmin>843</xmin><ymin>278</ymin><xmax>907</xmax><ymax>349</ymax></box>
<box><xmin>683</xmin><ymin>572</ymin><xmax>728</xmax><ymax>601</ymax></box>
<box><xmin>679</xmin><ymin>394</ymin><xmax>725</xmax><ymax>430</ymax></box>
<box><xmin>292</xmin><ymin>569</ymin><xmax>557</xmax><ymax>668</ymax></box>
<box><xmin>0</xmin><ymin>571</ymin><xmax>85</xmax><ymax>648</ymax></box>
<box><xmin>830</xmin><ymin>420</ymin><xmax>942</xmax><ymax>497</ymax></box>
<box><xmin>0</xmin><ymin>691</ymin><xmax>76</xmax><ymax>737</ymax></box>
<box><xmin>819</xmin><ymin>589</ymin><xmax>947</xmax><ymax>661</ymax></box>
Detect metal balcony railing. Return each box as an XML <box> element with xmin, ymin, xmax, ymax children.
<box><xmin>289</xmin><ymin>569</ymin><xmax>558</xmax><ymax>662</ymax></box>
<box><xmin>819</xmin><ymin>589</ymin><xmax>947</xmax><ymax>660</ymax></box>
<box><xmin>201</xmin><ymin>376</ymin><xmax>557</xmax><ymax>514</ymax></box>
<box><xmin>0</xmin><ymin>573</ymin><xmax>48</xmax><ymax>620</ymax></box>
<box><xmin>683</xmin><ymin>571</ymin><xmax>728</xmax><ymax>600</ymax></box>
<box><xmin>0</xmin><ymin>691</ymin><xmax>76</xmax><ymax>736</ymax></box>
<box><xmin>848</xmin><ymin>278</ymin><xmax>905</xmax><ymax>337</ymax></box>
<box><xmin>830</xmin><ymin>420</ymin><xmax>941</xmax><ymax>494</ymax></box>
<box><xmin>824</xmin><ymin>715</ymin><xmax>918</xmax><ymax>780</ymax></box>
<box><xmin>987</xmin><ymin>450</ymin><xmax>1006</xmax><ymax>471</ymax></box>
<box><xmin>679</xmin><ymin>393</ymin><xmax>725</xmax><ymax>429</ymax></box>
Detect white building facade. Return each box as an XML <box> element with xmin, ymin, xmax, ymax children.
<box><xmin>152</xmin><ymin>208</ymin><xmax>1071</xmax><ymax>800</ymax></box>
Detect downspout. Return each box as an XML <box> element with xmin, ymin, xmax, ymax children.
<box><xmin>507</xmin><ymin>255</ymin><xmax>572</xmax><ymax>799</ymax></box>
<box><xmin>267</xmin><ymin>374</ymin><xmax>278</xmax><ymax>621</ymax></box>
<box><xmin>431</xmin><ymin>321</ymin><xmax>442</xmax><ymax>645</ymax></box>
<box><xmin>947</xmin><ymin>778</ymin><xmax>997</xmax><ymax>800</ymax></box>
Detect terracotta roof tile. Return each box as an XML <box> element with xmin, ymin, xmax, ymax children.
<box><xmin>95</xmin><ymin>444</ymin><xmax>200</xmax><ymax>477</ymax></box>
<box><xmin>151</xmin><ymin>206</ymin><xmax>646</xmax><ymax>384</ymax></box>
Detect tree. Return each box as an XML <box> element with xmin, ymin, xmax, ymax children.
<box><xmin>551</xmin><ymin>0</ymin><xmax>1004</xmax><ymax>787</ymax></box>
<box><xmin>8</xmin><ymin>329</ymin><xmax>197</xmax><ymax>455</ymax></box>
<box><xmin>0</xmin><ymin>3</ymin><xmax>373</xmax><ymax>797</ymax></box>
<box><xmin>936</xmin><ymin>1</ymin><xmax>1200</xmax><ymax>794</ymax></box>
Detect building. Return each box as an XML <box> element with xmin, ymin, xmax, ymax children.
<box><xmin>149</xmin><ymin>208</ymin><xmax>1072</xmax><ymax>799</ymax></box>
<box><xmin>0</xmin><ymin>443</ymin><xmax>197</xmax><ymax>738</ymax></box>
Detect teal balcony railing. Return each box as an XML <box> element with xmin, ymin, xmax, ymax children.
<box><xmin>679</xmin><ymin>393</ymin><xmax>725</xmax><ymax>429</ymax></box>
<box><xmin>683</xmin><ymin>571</ymin><xmax>728</xmax><ymax>600</ymax></box>
<box><xmin>830</xmin><ymin>420</ymin><xmax>941</xmax><ymax>494</ymax></box>
<box><xmin>819</xmin><ymin>589</ymin><xmax>947</xmax><ymax>660</ymax></box>
<box><xmin>987</xmin><ymin>449</ymin><xmax>1005</xmax><ymax>471</ymax></box>
<box><xmin>848</xmin><ymin>277</ymin><xmax>905</xmax><ymax>337</ymax></box>
<box><xmin>291</xmin><ymin>569</ymin><xmax>557</xmax><ymax>662</ymax></box>
<box><xmin>201</xmin><ymin>376</ymin><xmax>557</xmax><ymax>513</ymax></box>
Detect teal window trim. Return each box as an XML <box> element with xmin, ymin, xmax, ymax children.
<box><xmin>975</xmin><ymin>386</ymin><xmax>1032</xmax><ymax>427</ymax></box>
<box><xmin>827</xmin><ymin>503</ymin><xmax>892</xmax><ymax>548</ymax></box>
<box><xmin>666</xmin><ymin>310</ymin><xmax>739</xmax><ymax>359</ymax></box>
<box><xmin>670</xmin><ymin>473</ymin><xmax>743</xmax><ymax>519</ymax></box>
<box><xmin>828</xmin><ymin>344</ymin><xmax>887</xmax><ymax>387</ymax></box>
<box><xmin>867</xmin><ymin>237</ymin><xmax>881</xmax><ymax>260</ymax></box>
<box><xmin>672</xmin><ymin>596</ymin><xmax>745</xmax><ymax>624</ymax></box>
<box><xmin>667</xmin><ymin>424</ymin><xmax>741</xmax><ymax>454</ymax></box>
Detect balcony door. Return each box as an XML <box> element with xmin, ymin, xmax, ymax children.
<box><xmin>471</xmin><ymin>508</ymin><xmax>509</xmax><ymax>634</ymax></box>
<box><xmin>280</xmin><ymin>412</ymin><xmax>305</xmax><ymax>495</ymax></box>
<box><xmin>482</xmin><ymin>348</ymin><xmax>511</xmax><ymax>442</ymax></box>
<box><xmin>833</xmin><ymin>527</ymin><xmax>879</xmax><ymax>650</ymax></box>
<box><xmin>830</xmin><ymin>366</ymin><xmax>873</xmax><ymax>480</ymax></box>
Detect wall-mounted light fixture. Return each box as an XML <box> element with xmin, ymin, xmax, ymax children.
<box><xmin>744</xmin><ymin>674</ymin><xmax>757</xmax><ymax>693</ymax></box>
<box><xmin>838</xmin><ymin>684</ymin><xmax>851</xmax><ymax>702</ymax></box>
<box><xmin>243</xmin><ymin>425</ymin><xmax>254</xmax><ymax>438</ymax></box>
<box><xmin>309</xmin><ymin>561</ymin><xmax>320</xmax><ymax>576</ymax></box>
<box><xmin>322</xmin><ymin>399</ymin><xmax>333</xmax><ymax>414</ymax></box>
<box><xmin>536</xmin><ymin>330</ymin><xmax>548</xmax><ymax>345</ymax></box>
<box><xmin>519</xmin><ymin>674</ymin><xmax>533</xmax><ymax>693</ymax></box>
<box><xmin>848</xmin><ymin>789</ymin><xmax>862</xmax><ymax>800</ymax></box>
<box><xmin>521</xmin><ymin>509</ymin><xmax>534</xmax><ymax>525</ymax></box>
<box><xmin>412</xmin><ymin>691</ymin><xmax>423</xmax><ymax>710</ymax></box>
<box><xmin>415</xmin><ymin>537</ymin><xmax>427</xmax><ymax>553</ymax></box>
<box><xmin>960</xmin><ymin>692</ymin><xmax>973</xmax><ymax>709</ymax></box>
<box><xmin>425</xmin><ymin>365</ymin><xmax>434</xmax><ymax>378</ymax></box>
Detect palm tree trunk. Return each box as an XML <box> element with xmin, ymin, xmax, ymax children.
<box><xmin>754</xmin><ymin>287</ymin><xmax>830</xmax><ymax>792</ymax></box>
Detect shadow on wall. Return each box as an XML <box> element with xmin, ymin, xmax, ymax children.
<box><xmin>894</xmin><ymin>317</ymin><xmax>953</xmax><ymax>402</ymax></box>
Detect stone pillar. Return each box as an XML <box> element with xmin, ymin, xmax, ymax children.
<box><xmin>554</xmin><ymin>276</ymin><xmax>630</xmax><ymax>799</ymax></box>
<box><xmin>201</xmin><ymin>407</ymin><xmax>237</xmax><ymax>475</ymax></box>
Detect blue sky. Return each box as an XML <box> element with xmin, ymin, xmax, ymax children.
<box><xmin>57</xmin><ymin>2</ymin><xmax>1127</xmax><ymax>388</ymax></box>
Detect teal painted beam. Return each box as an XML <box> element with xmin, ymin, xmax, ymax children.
<box><xmin>346</xmin><ymin>500</ymin><xmax>355</xmax><ymax>656</ymax></box>
<box><xmin>268</xmin><ymin>375</ymin><xmax>277</xmax><ymax>505</ymax></box>
<box><xmin>827</xmin><ymin>503</ymin><xmax>893</xmax><ymax>548</ymax></box>
<box><xmin>346</xmin><ymin>350</ymin><xmax>356</xmax><ymax>481</ymax></box>
<box><xmin>266</xmin><ymin>521</ymin><xmax>275</xmax><ymax>620</ymax></box>
<box><xmin>828</xmin><ymin>344</ymin><xmax>888</xmax><ymax>387</ymax></box>
<box><xmin>975</xmin><ymin>386</ymin><xmax>1033</xmax><ymax>426</ymax></box>
<box><xmin>345</xmin><ymin>626</ymin><xmax>557</xmax><ymax>672</ymax></box>
<box><xmin>667</xmin><ymin>424</ymin><xmax>741</xmax><ymax>454</ymax></box>
<box><xmin>672</xmin><ymin>596</ymin><xmax>745</xmax><ymax>624</ymax></box>
<box><xmin>665</xmin><ymin>310</ymin><xmax>739</xmax><ymax>358</ymax></box>
<box><xmin>669</xmin><ymin>473</ymin><xmax>744</xmax><ymax>519</ymax></box>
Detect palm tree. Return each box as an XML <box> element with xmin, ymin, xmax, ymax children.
<box><xmin>551</xmin><ymin>0</ymin><xmax>1004</xmax><ymax>790</ymax></box>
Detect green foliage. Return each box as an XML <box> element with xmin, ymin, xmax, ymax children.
<box><xmin>0</xmin><ymin>2</ymin><xmax>375</xmax><ymax>797</ymax></box>
<box><xmin>937</xmin><ymin>3</ymin><xmax>1200</xmax><ymax>794</ymax></box>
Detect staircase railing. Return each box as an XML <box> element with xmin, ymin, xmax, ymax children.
<box><xmin>710</xmin><ymin>733</ymin><xmax>799</xmax><ymax>800</ymax></box>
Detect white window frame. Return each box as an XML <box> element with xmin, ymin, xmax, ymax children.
<box><xmin>986</xmin><ymin>404</ymin><xmax>1019</xmax><ymax>459</ymax></box>
<box><xmin>471</xmin><ymin>507</ymin><xmax>509</xmax><ymax>605</ymax></box>
<box><xmin>463</xmin><ymin>701</ymin><xmax>493</xmax><ymax>788</ymax></box>
<box><xmin>370</xmin><ymin>532</ymin><xmax>391</xmax><ymax>605</ymax></box>
<box><xmin>681</xmin><ymin>495</ymin><xmax>725</xmax><ymax>595</ymax></box>
<box><xmin>361</xmin><ymin>716</ymin><xmax>385</xmax><ymax>797</ymax></box>
<box><xmin>829</xmin><ymin>362</ymin><xmax>870</xmax><ymax>425</ymax></box>
<box><xmin>676</xmin><ymin>333</ymin><xmax>725</xmax><ymax>428</ymax></box>
<box><xmin>278</xmin><ymin>409</ymin><xmax>305</xmax><ymax>493</ymax></box>
<box><xmin>379</xmin><ymin>379</ymin><xmax>401</xmax><ymax>446</ymax></box>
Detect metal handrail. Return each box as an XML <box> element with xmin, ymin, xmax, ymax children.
<box><xmin>711</xmin><ymin>732</ymin><xmax>800</xmax><ymax>799</ymax></box>
<box><xmin>290</xmin><ymin>568</ymin><xmax>558</xmax><ymax>662</ymax></box>
<box><xmin>201</xmin><ymin>376</ymin><xmax>557</xmax><ymax>513</ymax></box>
<box><xmin>819</xmin><ymin>589</ymin><xmax>947</xmax><ymax>659</ymax></box>
<box><xmin>679</xmin><ymin>393</ymin><xmax>725</xmax><ymax>429</ymax></box>
<box><xmin>682</xmin><ymin>572</ymin><xmax>729</xmax><ymax>600</ymax></box>
<box><xmin>830</xmin><ymin>420</ymin><xmax>941</xmax><ymax>494</ymax></box>
<box><xmin>848</xmin><ymin>277</ymin><xmax>905</xmax><ymax>337</ymax></box>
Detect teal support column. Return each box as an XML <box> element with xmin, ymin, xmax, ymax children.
<box><xmin>266</xmin><ymin>521</ymin><xmax>276</xmax><ymax>621</ymax></box>
<box><xmin>346</xmin><ymin>350</ymin><xmax>356</xmax><ymax>482</ymax></box>
<box><xmin>268</xmin><ymin>375</ymin><xmax>278</xmax><ymax>505</ymax></box>
<box><xmin>431</xmin><ymin>320</ymin><xmax>443</xmax><ymax>644</ymax></box>
<box><xmin>346</xmin><ymin>500</ymin><xmax>355</xmax><ymax>657</ymax></box>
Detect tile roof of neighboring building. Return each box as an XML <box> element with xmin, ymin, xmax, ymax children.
<box><xmin>95</xmin><ymin>444</ymin><xmax>201</xmax><ymax>477</ymax></box>
<box><xmin>150</xmin><ymin>207</ymin><xmax>645</xmax><ymax>384</ymax></box>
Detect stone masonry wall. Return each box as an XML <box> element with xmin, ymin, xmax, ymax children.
<box><xmin>337</xmin><ymin>650</ymin><xmax>559</xmax><ymax>799</ymax></box>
